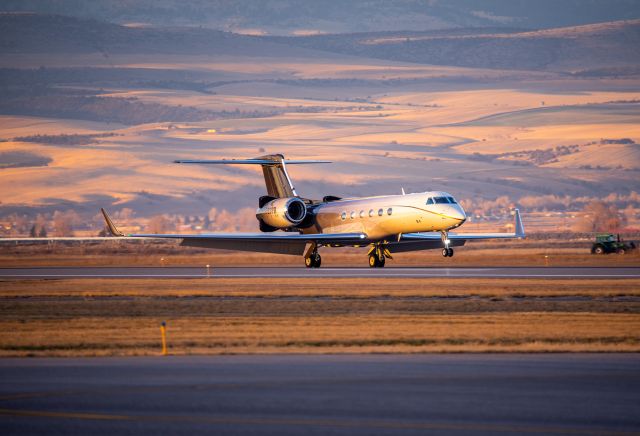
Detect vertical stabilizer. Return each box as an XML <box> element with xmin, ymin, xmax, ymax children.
<box><xmin>257</xmin><ymin>154</ymin><xmax>296</xmax><ymax>198</ymax></box>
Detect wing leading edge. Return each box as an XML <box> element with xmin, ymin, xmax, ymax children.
<box><xmin>98</xmin><ymin>209</ymin><xmax>366</xmax><ymax>255</ymax></box>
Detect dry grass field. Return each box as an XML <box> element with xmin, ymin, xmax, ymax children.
<box><xmin>1</xmin><ymin>275</ymin><xmax>638</xmax><ymax>357</ymax></box>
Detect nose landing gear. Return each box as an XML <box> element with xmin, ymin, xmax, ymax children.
<box><xmin>441</xmin><ymin>231</ymin><xmax>454</xmax><ymax>257</ymax></box>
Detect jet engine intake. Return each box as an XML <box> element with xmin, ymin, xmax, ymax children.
<box><xmin>256</xmin><ymin>197</ymin><xmax>307</xmax><ymax>229</ymax></box>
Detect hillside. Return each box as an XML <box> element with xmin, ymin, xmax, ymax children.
<box><xmin>276</xmin><ymin>20</ymin><xmax>640</xmax><ymax>71</ymax></box>
<box><xmin>2</xmin><ymin>0</ymin><xmax>639</xmax><ymax>34</ymax></box>
<box><xmin>0</xmin><ymin>13</ymin><xmax>639</xmax><ymax>231</ymax></box>
<box><xmin>2</xmin><ymin>13</ymin><xmax>640</xmax><ymax>73</ymax></box>
<box><xmin>0</xmin><ymin>13</ymin><xmax>305</xmax><ymax>57</ymax></box>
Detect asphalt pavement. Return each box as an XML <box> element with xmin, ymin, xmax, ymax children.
<box><xmin>1</xmin><ymin>266</ymin><xmax>639</xmax><ymax>279</ymax></box>
<box><xmin>0</xmin><ymin>354</ymin><xmax>639</xmax><ymax>435</ymax></box>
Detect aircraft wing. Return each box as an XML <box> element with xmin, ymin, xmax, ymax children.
<box><xmin>389</xmin><ymin>209</ymin><xmax>525</xmax><ymax>253</ymax></box>
<box><xmin>0</xmin><ymin>233</ymin><xmax>366</xmax><ymax>255</ymax></box>
<box><xmin>0</xmin><ymin>209</ymin><xmax>367</xmax><ymax>255</ymax></box>
<box><xmin>131</xmin><ymin>232</ymin><xmax>367</xmax><ymax>255</ymax></box>
<box><xmin>121</xmin><ymin>209</ymin><xmax>369</xmax><ymax>255</ymax></box>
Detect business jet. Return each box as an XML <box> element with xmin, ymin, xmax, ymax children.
<box><xmin>95</xmin><ymin>154</ymin><xmax>524</xmax><ymax>267</ymax></box>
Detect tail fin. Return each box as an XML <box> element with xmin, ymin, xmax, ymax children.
<box><xmin>259</xmin><ymin>154</ymin><xmax>297</xmax><ymax>198</ymax></box>
<box><xmin>174</xmin><ymin>154</ymin><xmax>330</xmax><ymax>198</ymax></box>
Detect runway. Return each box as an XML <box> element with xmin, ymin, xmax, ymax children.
<box><xmin>0</xmin><ymin>354</ymin><xmax>638</xmax><ymax>435</ymax></box>
<box><xmin>1</xmin><ymin>266</ymin><xmax>639</xmax><ymax>279</ymax></box>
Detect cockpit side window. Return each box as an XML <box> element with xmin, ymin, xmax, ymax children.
<box><xmin>447</xmin><ymin>197</ymin><xmax>457</xmax><ymax>204</ymax></box>
<box><xmin>426</xmin><ymin>197</ymin><xmax>434</xmax><ymax>205</ymax></box>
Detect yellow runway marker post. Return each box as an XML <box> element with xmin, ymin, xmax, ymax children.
<box><xmin>160</xmin><ymin>321</ymin><xmax>168</xmax><ymax>356</ymax></box>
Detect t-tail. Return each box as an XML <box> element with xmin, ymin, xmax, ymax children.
<box><xmin>174</xmin><ymin>154</ymin><xmax>330</xmax><ymax>199</ymax></box>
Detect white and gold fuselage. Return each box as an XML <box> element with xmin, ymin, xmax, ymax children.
<box><xmin>307</xmin><ymin>191</ymin><xmax>466</xmax><ymax>241</ymax></box>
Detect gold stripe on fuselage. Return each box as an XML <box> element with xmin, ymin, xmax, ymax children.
<box><xmin>309</xmin><ymin>192</ymin><xmax>466</xmax><ymax>241</ymax></box>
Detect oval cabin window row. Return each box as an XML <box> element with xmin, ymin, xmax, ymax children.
<box><xmin>341</xmin><ymin>208</ymin><xmax>392</xmax><ymax>221</ymax></box>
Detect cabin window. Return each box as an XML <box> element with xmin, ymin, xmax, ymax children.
<box><xmin>369</xmin><ymin>209</ymin><xmax>374</xmax><ymax>217</ymax></box>
<box><xmin>350</xmin><ymin>211</ymin><xmax>355</xmax><ymax>219</ymax></box>
<box><xmin>341</xmin><ymin>212</ymin><xmax>346</xmax><ymax>220</ymax></box>
<box><xmin>359</xmin><ymin>210</ymin><xmax>365</xmax><ymax>218</ymax></box>
<box><xmin>434</xmin><ymin>197</ymin><xmax>449</xmax><ymax>204</ymax></box>
<box><xmin>447</xmin><ymin>197</ymin><xmax>457</xmax><ymax>204</ymax></box>
<box><xmin>387</xmin><ymin>208</ymin><xmax>393</xmax><ymax>215</ymax></box>
<box><xmin>426</xmin><ymin>197</ymin><xmax>434</xmax><ymax>205</ymax></box>
<box><xmin>378</xmin><ymin>208</ymin><xmax>383</xmax><ymax>216</ymax></box>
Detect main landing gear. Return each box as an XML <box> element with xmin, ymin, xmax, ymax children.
<box><xmin>368</xmin><ymin>244</ymin><xmax>391</xmax><ymax>268</ymax></box>
<box><xmin>442</xmin><ymin>247</ymin><xmax>454</xmax><ymax>257</ymax></box>
<box><xmin>305</xmin><ymin>251</ymin><xmax>322</xmax><ymax>268</ymax></box>
<box><xmin>304</xmin><ymin>242</ymin><xmax>322</xmax><ymax>268</ymax></box>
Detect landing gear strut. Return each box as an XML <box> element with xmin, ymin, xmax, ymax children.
<box><xmin>441</xmin><ymin>231</ymin><xmax>454</xmax><ymax>258</ymax></box>
<box><xmin>368</xmin><ymin>244</ymin><xmax>391</xmax><ymax>268</ymax></box>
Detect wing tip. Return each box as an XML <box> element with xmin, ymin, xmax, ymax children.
<box><xmin>514</xmin><ymin>208</ymin><xmax>525</xmax><ymax>238</ymax></box>
<box><xmin>100</xmin><ymin>208</ymin><xmax>124</xmax><ymax>237</ymax></box>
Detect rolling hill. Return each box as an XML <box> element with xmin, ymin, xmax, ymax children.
<box><xmin>2</xmin><ymin>13</ymin><xmax>640</xmax><ymax>73</ymax></box>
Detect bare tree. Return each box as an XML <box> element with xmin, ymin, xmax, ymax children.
<box><xmin>574</xmin><ymin>201</ymin><xmax>627</xmax><ymax>233</ymax></box>
<box><xmin>146</xmin><ymin>215</ymin><xmax>169</xmax><ymax>233</ymax></box>
<box><xmin>53</xmin><ymin>210</ymin><xmax>74</xmax><ymax>236</ymax></box>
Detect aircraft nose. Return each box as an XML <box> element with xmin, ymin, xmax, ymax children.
<box><xmin>451</xmin><ymin>206</ymin><xmax>466</xmax><ymax>222</ymax></box>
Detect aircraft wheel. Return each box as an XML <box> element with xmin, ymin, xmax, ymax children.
<box><xmin>305</xmin><ymin>256</ymin><xmax>314</xmax><ymax>268</ymax></box>
<box><xmin>447</xmin><ymin>248</ymin><xmax>454</xmax><ymax>257</ymax></box>
<box><xmin>369</xmin><ymin>254</ymin><xmax>378</xmax><ymax>268</ymax></box>
<box><xmin>442</xmin><ymin>248</ymin><xmax>449</xmax><ymax>257</ymax></box>
<box><xmin>313</xmin><ymin>253</ymin><xmax>322</xmax><ymax>267</ymax></box>
<box><xmin>378</xmin><ymin>255</ymin><xmax>385</xmax><ymax>267</ymax></box>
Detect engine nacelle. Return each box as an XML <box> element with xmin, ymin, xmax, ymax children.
<box><xmin>256</xmin><ymin>197</ymin><xmax>307</xmax><ymax>229</ymax></box>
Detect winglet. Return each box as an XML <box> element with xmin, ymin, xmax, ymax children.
<box><xmin>514</xmin><ymin>209</ymin><xmax>525</xmax><ymax>238</ymax></box>
<box><xmin>101</xmin><ymin>208</ymin><xmax>124</xmax><ymax>237</ymax></box>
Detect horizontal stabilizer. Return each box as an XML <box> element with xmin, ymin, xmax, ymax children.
<box><xmin>174</xmin><ymin>159</ymin><xmax>331</xmax><ymax>165</ymax></box>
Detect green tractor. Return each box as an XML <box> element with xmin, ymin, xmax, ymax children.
<box><xmin>591</xmin><ymin>233</ymin><xmax>637</xmax><ymax>255</ymax></box>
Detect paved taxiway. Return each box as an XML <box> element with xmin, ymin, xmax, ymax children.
<box><xmin>0</xmin><ymin>354</ymin><xmax>638</xmax><ymax>435</ymax></box>
<box><xmin>1</xmin><ymin>266</ymin><xmax>640</xmax><ymax>279</ymax></box>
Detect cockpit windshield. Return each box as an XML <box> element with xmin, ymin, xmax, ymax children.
<box><xmin>427</xmin><ymin>196</ymin><xmax>457</xmax><ymax>205</ymax></box>
<box><xmin>427</xmin><ymin>197</ymin><xmax>458</xmax><ymax>204</ymax></box>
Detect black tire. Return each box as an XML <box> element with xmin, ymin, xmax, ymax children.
<box><xmin>305</xmin><ymin>256</ymin><xmax>314</xmax><ymax>268</ymax></box>
<box><xmin>593</xmin><ymin>245</ymin><xmax>605</xmax><ymax>255</ymax></box>
<box><xmin>369</xmin><ymin>254</ymin><xmax>378</xmax><ymax>268</ymax></box>
<box><xmin>378</xmin><ymin>255</ymin><xmax>385</xmax><ymax>268</ymax></box>
<box><xmin>314</xmin><ymin>253</ymin><xmax>322</xmax><ymax>267</ymax></box>
<box><xmin>442</xmin><ymin>248</ymin><xmax>449</xmax><ymax>257</ymax></box>
<box><xmin>448</xmin><ymin>248</ymin><xmax>454</xmax><ymax>257</ymax></box>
